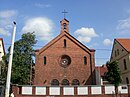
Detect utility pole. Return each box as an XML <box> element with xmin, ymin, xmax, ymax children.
<box><xmin>5</xmin><ymin>22</ymin><xmax>16</xmax><ymax>97</ymax></box>
<box><xmin>30</xmin><ymin>54</ymin><xmax>32</xmax><ymax>85</ymax></box>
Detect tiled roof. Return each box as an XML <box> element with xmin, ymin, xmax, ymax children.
<box><xmin>116</xmin><ymin>38</ymin><xmax>130</xmax><ymax>52</ymax></box>
<box><xmin>96</xmin><ymin>65</ymin><xmax>107</xmax><ymax>76</ymax></box>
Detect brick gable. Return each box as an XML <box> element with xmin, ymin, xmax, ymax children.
<box><xmin>34</xmin><ymin>19</ymin><xmax>96</xmax><ymax>86</ymax></box>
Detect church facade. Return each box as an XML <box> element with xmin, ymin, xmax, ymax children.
<box><xmin>34</xmin><ymin>18</ymin><xmax>96</xmax><ymax>86</ymax></box>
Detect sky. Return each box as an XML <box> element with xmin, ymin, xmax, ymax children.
<box><xmin>0</xmin><ymin>0</ymin><xmax>130</xmax><ymax>66</ymax></box>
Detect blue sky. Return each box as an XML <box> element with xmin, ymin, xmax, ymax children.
<box><xmin>0</xmin><ymin>0</ymin><xmax>130</xmax><ymax>66</ymax></box>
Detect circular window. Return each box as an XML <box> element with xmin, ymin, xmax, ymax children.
<box><xmin>59</xmin><ymin>55</ymin><xmax>71</xmax><ymax>68</ymax></box>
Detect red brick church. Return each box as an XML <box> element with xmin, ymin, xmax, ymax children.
<box><xmin>34</xmin><ymin>18</ymin><xmax>96</xmax><ymax>86</ymax></box>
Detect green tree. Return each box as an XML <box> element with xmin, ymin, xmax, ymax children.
<box><xmin>5</xmin><ymin>32</ymin><xmax>37</xmax><ymax>85</ymax></box>
<box><xmin>106</xmin><ymin>61</ymin><xmax>122</xmax><ymax>97</ymax></box>
<box><xmin>0</xmin><ymin>57</ymin><xmax>7</xmax><ymax>85</ymax></box>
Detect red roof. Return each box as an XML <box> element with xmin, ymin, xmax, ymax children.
<box><xmin>96</xmin><ymin>65</ymin><xmax>107</xmax><ymax>76</ymax></box>
<box><xmin>116</xmin><ymin>38</ymin><xmax>130</xmax><ymax>52</ymax></box>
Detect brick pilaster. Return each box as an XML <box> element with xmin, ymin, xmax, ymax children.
<box><xmin>74</xmin><ymin>86</ymin><xmax>77</xmax><ymax>95</ymax></box>
<box><xmin>88</xmin><ymin>86</ymin><xmax>91</xmax><ymax>95</ymax></box>
<box><xmin>102</xmin><ymin>85</ymin><xmax>105</xmax><ymax>95</ymax></box>
<box><xmin>32</xmin><ymin>86</ymin><xmax>35</xmax><ymax>95</ymax></box>
<box><xmin>60</xmin><ymin>86</ymin><xmax>63</xmax><ymax>95</ymax></box>
<box><xmin>46</xmin><ymin>86</ymin><xmax>49</xmax><ymax>95</ymax></box>
<box><xmin>128</xmin><ymin>85</ymin><xmax>130</xmax><ymax>97</ymax></box>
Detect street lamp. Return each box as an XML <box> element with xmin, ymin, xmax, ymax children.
<box><xmin>5</xmin><ymin>22</ymin><xmax>16</xmax><ymax>97</ymax></box>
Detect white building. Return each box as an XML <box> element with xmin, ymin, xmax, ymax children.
<box><xmin>110</xmin><ymin>38</ymin><xmax>130</xmax><ymax>84</ymax></box>
<box><xmin>0</xmin><ymin>38</ymin><xmax>5</xmax><ymax>76</ymax></box>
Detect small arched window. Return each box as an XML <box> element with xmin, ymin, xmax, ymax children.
<box><xmin>63</xmin><ymin>23</ymin><xmax>67</xmax><ymax>29</ymax></box>
<box><xmin>64</xmin><ymin>39</ymin><xmax>66</xmax><ymax>48</ymax></box>
<box><xmin>61</xmin><ymin>79</ymin><xmax>69</xmax><ymax>86</ymax></box>
<box><xmin>117</xmin><ymin>49</ymin><xmax>119</xmax><ymax>55</ymax></box>
<box><xmin>115</xmin><ymin>50</ymin><xmax>117</xmax><ymax>57</ymax></box>
<box><xmin>126</xmin><ymin>77</ymin><xmax>129</xmax><ymax>84</ymax></box>
<box><xmin>44</xmin><ymin>56</ymin><xmax>46</xmax><ymax>65</ymax></box>
<box><xmin>84</xmin><ymin>56</ymin><xmax>87</xmax><ymax>65</ymax></box>
<box><xmin>51</xmin><ymin>79</ymin><xmax>59</xmax><ymax>86</ymax></box>
<box><xmin>72</xmin><ymin>79</ymin><xmax>80</xmax><ymax>85</ymax></box>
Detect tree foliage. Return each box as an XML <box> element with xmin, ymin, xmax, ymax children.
<box><xmin>106</xmin><ymin>61</ymin><xmax>122</xmax><ymax>96</ymax></box>
<box><xmin>4</xmin><ymin>32</ymin><xmax>37</xmax><ymax>85</ymax></box>
<box><xmin>106</xmin><ymin>61</ymin><xmax>122</xmax><ymax>87</ymax></box>
<box><xmin>0</xmin><ymin>58</ymin><xmax>7</xmax><ymax>85</ymax></box>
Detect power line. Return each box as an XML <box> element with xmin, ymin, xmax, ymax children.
<box><xmin>96</xmin><ymin>57</ymin><xmax>110</xmax><ymax>59</ymax></box>
<box><xmin>4</xmin><ymin>44</ymin><xmax>112</xmax><ymax>51</ymax></box>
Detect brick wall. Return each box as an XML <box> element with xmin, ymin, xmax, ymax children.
<box><xmin>34</xmin><ymin>19</ymin><xmax>96</xmax><ymax>86</ymax></box>
<box><xmin>34</xmin><ymin>34</ymin><xmax>95</xmax><ymax>86</ymax></box>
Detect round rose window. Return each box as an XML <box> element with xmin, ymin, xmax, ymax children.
<box><xmin>59</xmin><ymin>55</ymin><xmax>71</xmax><ymax>68</ymax></box>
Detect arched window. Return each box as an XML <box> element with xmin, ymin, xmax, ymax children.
<box><xmin>63</xmin><ymin>23</ymin><xmax>67</xmax><ymax>29</ymax></box>
<box><xmin>44</xmin><ymin>56</ymin><xmax>46</xmax><ymax>65</ymax></box>
<box><xmin>51</xmin><ymin>79</ymin><xmax>59</xmax><ymax>86</ymax></box>
<box><xmin>61</xmin><ymin>79</ymin><xmax>69</xmax><ymax>86</ymax></box>
<box><xmin>84</xmin><ymin>56</ymin><xmax>87</xmax><ymax>65</ymax></box>
<box><xmin>117</xmin><ymin>49</ymin><xmax>119</xmax><ymax>55</ymax></box>
<box><xmin>123</xmin><ymin>59</ymin><xmax>127</xmax><ymax>70</ymax></box>
<box><xmin>64</xmin><ymin>39</ymin><xmax>66</xmax><ymax>48</ymax></box>
<box><xmin>72</xmin><ymin>79</ymin><xmax>80</xmax><ymax>85</ymax></box>
<box><xmin>115</xmin><ymin>50</ymin><xmax>117</xmax><ymax>57</ymax></box>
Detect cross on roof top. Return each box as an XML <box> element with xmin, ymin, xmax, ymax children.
<box><xmin>62</xmin><ymin>10</ymin><xmax>68</xmax><ymax>19</ymax></box>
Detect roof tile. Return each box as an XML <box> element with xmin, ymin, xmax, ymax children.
<box><xmin>116</xmin><ymin>38</ymin><xmax>130</xmax><ymax>52</ymax></box>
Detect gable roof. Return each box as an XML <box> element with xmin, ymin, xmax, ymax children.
<box><xmin>116</xmin><ymin>38</ymin><xmax>130</xmax><ymax>52</ymax></box>
<box><xmin>36</xmin><ymin>31</ymin><xmax>95</xmax><ymax>55</ymax></box>
<box><xmin>96</xmin><ymin>65</ymin><xmax>107</xmax><ymax>76</ymax></box>
<box><xmin>60</xmin><ymin>18</ymin><xmax>69</xmax><ymax>23</ymax></box>
<box><xmin>0</xmin><ymin>38</ymin><xmax>5</xmax><ymax>54</ymax></box>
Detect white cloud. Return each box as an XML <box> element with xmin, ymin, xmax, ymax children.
<box><xmin>35</xmin><ymin>3</ymin><xmax>51</xmax><ymax>8</ymax></box>
<box><xmin>103</xmin><ymin>39</ymin><xmax>113</xmax><ymax>46</ymax></box>
<box><xmin>22</xmin><ymin>17</ymin><xmax>54</xmax><ymax>41</ymax></box>
<box><xmin>0</xmin><ymin>10</ymin><xmax>17</xmax><ymax>18</ymax></box>
<box><xmin>89</xmin><ymin>43</ymin><xmax>98</xmax><ymax>48</ymax></box>
<box><xmin>0</xmin><ymin>10</ymin><xmax>17</xmax><ymax>36</ymax></box>
<box><xmin>74</xmin><ymin>27</ymin><xmax>98</xmax><ymax>43</ymax></box>
<box><xmin>0</xmin><ymin>28</ymin><xmax>10</xmax><ymax>36</ymax></box>
<box><xmin>117</xmin><ymin>17</ymin><xmax>130</xmax><ymax>30</ymax></box>
<box><xmin>77</xmin><ymin>36</ymin><xmax>91</xmax><ymax>43</ymax></box>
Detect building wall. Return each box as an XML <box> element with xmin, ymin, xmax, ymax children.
<box><xmin>0</xmin><ymin>39</ymin><xmax>5</xmax><ymax>76</ymax></box>
<box><xmin>118</xmin><ymin>54</ymin><xmax>130</xmax><ymax>84</ymax></box>
<box><xmin>0</xmin><ymin>40</ymin><xmax>5</xmax><ymax>61</ymax></box>
<box><xmin>95</xmin><ymin>69</ymin><xmax>101</xmax><ymax>85</ymax></box>
<box><xmin>111</xmin><ymin>40</ymin><xmax>130</xmax><ymax>84</ymax></box>
<box><xmin>34</xmin><ymin>35</ymin><xmax>95</xmax><ymax>86</ymax></box>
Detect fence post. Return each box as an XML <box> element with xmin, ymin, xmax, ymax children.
<box><xmin>74</xmin><ymin>86</ymin><xmax>77</xmax><ymax>95</ymax></box>
<box><xmin>102</xmin><ymin>85</ymin><xmax>105</xmax><ymax>95</ymax></box>
<box><xmin>60</xmin><ymin>86</ymin><xmax>63</xmax><ymax>95</ymax></box>
<box><xmin>88</xmin><ymin>86</ymin><xmax>91</xmax><ymax>95</ymax></box>
<box><xmin>32</xmin><ymin>86</ymin><xmax>35</xmax><ymax>95</ymax></box>
<box><xmin>46</xmin><ymin>86</ymin><xmax>49</xmax><ymax>96</ymax></box>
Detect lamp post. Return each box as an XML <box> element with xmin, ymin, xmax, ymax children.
<box><xmin>5</xmin><ymin>22</ymin><xmax>16</xmax><ymax>97</ymax></box>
